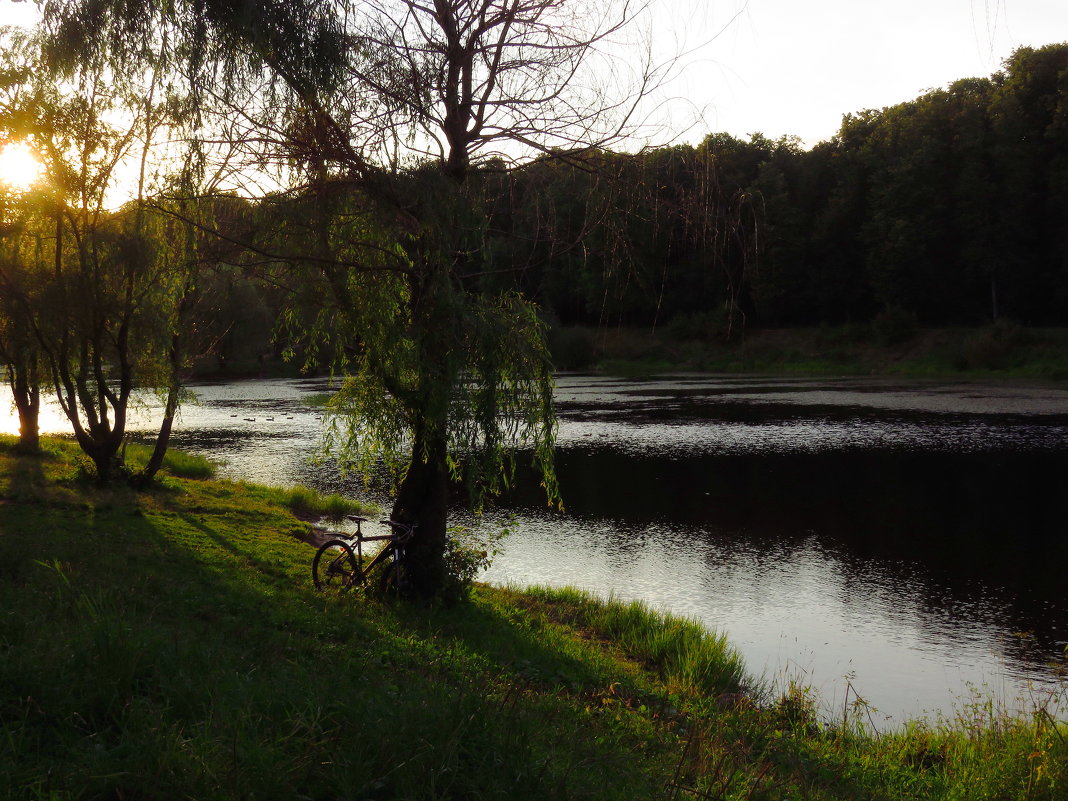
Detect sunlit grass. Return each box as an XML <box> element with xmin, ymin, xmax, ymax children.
<box><xmin>262</xmin><ymin>482</ymin><xmax>377</xmax><ymax>521</ymax></box>
<box><xmin>123</xmin><ymin>442</ymin><xmax>218</xmax><ymax>479</ymax></box>
<box><xmin>512</xmin><ymin>585</ymin><xmax>748</xmax><ymax>698</ymax></box>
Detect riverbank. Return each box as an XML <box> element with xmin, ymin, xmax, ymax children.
<box><xmin>2</xmin><ymin>436</ymin><xmax>1065</xmax><ymax>799</ymax></box>
<box><xmin>551</xmin><ymin>323</ymin><xmax>1068</xmax><ymax>379</ymax></box>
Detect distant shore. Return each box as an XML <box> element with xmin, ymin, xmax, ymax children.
<box><xmin>549</xmin><ymin>323</ymin><xmax>1068</xmax><ymax>380</ymax></box>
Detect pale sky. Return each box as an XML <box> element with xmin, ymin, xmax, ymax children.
<box><xmin>663</xmin><ymin>0</ymin><xmax>1068</xmax><ymax>145</ymax></box>
<box><xmin>2</xmin><ymin>0</ymin><xmax>1067</xmax><ymax>149</ymax></box>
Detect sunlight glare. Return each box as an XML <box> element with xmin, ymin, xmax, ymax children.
<box><xmin>0</xmin><ymin>141</ymin><xmax>45</xmax><ymax>191</ymax></box>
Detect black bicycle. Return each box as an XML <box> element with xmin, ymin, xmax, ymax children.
<box><xmin>312</xmin><ymin>516</ymin><xmax>417</xmax><ymax>595</ymax></box>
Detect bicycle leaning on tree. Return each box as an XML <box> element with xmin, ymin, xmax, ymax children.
<box><xmin>312</xmin><ymin>516</ymin><xmax>417</xmax><ymax>595</ymax></box>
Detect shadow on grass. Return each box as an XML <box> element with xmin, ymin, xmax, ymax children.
<box><xmin>0</xmin><ymin>466</ymin><xmax>678</xmax><ymax>799</ymax></box>
<box><xmin>0</xmin><ymin>437</ymin><xmax>49</xmax><ymax>501</ymax></box>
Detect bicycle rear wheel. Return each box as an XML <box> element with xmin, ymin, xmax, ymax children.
<box><xmin>378</xmin><ymin>554</ymin><xmax>411</xmax><ymax>596</ymax></box>
<box><xmin>312</xmin><ymin>540</ymin><xmax>363</xmax><ymax>593</ymax></box>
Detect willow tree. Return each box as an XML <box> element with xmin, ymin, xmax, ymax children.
<box><xmin>0</xmin><ymin>25</ymin><xmax>216</xmax><ymax>483</ymax></box>
<box><xmin>42</xmin><ymin>0</ymin><xmax>672</xmax><ymax>595</ymax></box>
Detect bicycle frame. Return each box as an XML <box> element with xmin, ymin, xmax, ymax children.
<box><xmin>349</xmin><ymin>531</ymin><xmax>400</xmax><ymax>584</ymax></box>
<box><xmin>312</xmin><ymin>516</ymin><xmax>416</xmax><ymax>593</ymax></box>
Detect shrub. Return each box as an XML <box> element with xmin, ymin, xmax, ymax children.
<box><xmin>871</xmin><ymin>306</ymin><xmax>919</xmax><ymax>346</ymax></box>
<box><xmin>549</xmin><ymin>326</ymin><xmax>597</xmax><ymax>370</ymax></box>
<box><xmin>961</xmin><ymin>319</ymin><xmax>1032</xmax><ymax>370</ymax></box>
<box><xmin>441</xmin><ymin>523</ymin><xmax>510</xmax><ymax>604</ymax></box>
<box><xmin>664</xmin><ymin>308</ymin><xmax>732</xmax><ymax>343</ymax></box>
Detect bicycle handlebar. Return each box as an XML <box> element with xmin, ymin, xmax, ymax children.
<box><xmin>381</xmin><ymin>519</ymin><xmax>417</xmax><ymax>542</ymax></box>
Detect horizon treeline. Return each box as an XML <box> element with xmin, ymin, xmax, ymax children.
<box><xmin>224</xmin><ymin>41</ymin><xmax>1068</xmax><ymax>365</ymax></box>
<box><xmin>13</xmin><ymin>42</ymin><xmax>1062</xmax><ymax>376</ymax></box>
<box><xmin>487</xmin><ymin>42</ymin><xmax>1068</xmax><ymax>334</ymax></box>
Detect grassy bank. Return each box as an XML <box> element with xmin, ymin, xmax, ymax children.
<box><xmin>551</xmin><ymin>323</ymin><xmax>1068</xmax><ymax>379</ymax></box>
<box><xmin>1</xmin><ymin>437</ymin><xmax>1065</xmax><ymax>799</ymax></box>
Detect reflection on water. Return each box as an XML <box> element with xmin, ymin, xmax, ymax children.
<box><xmin>4</xmin><ymin>374</ymin><xmax>1067</xmax><ymax>724</ymax></box>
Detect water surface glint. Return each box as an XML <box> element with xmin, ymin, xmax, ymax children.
<box><xmin>4</xmin><ymin>374</ymin><xmax>1066</xmax><ymax>725</ymax></box>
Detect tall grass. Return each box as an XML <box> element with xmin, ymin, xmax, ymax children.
<box><xmin>122</xmin><ymin>442</ymin><xmax>218</xmax><ymax>478</ymax></box>
<box><xmin>267</xmin><ymin>483</ymin><xmax>377</xmax><ymax>520</ymax></box>
<box><xmin>516</xmin><ymin>586</ymin><xmax>748</xmax><ymax>697</ymax></box>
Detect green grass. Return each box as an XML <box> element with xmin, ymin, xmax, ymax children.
<box><xmin>267</xmin><ymin>482</ymin><xmax>377</xmax><ymax>520</ymax></box>
<box><xmin>123</xmin><ymin>442</ymin><xmax>219</xmax><ymax>479</ymax></box>
<box><xmin>1</xmin><ymin>435</ymin><xmax>1065</xmax><ymax>799</ymax></box>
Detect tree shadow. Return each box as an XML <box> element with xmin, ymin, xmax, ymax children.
<box><xmin>0</xmin><ymin>439</ymin><xmax>49</xmax><ymax>501</ymax></box>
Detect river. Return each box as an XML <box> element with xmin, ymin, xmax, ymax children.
<box><xmin>4</xmin><ymin>373</ymin><xmax>1067</xmax><ymax>726</ymax></box>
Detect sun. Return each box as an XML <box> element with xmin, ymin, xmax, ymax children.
<box><xmin>0</xmin><ymin>141</ymin><xmax>45</xmax><ymax>191</ymax></box>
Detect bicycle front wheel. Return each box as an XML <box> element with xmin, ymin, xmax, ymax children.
<box><xmin>312</xmin><ymin>540</ymin><xmax>363</xmax><ymax>593</ymax></box>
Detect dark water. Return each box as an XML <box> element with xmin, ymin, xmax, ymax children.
<box><xmin>7</xmin><ymin>374</ymin><xmax>1067</xmax><ymax>724</ymax></box>
<box><xmin>475</xmin><ymin>376</ymin><xmax>1068</xmax><ymax>725</ymax></box>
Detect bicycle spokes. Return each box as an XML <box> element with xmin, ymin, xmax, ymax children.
<box><xmin>312</xmin><ymin>540</ymin><xmax>361</xmax><ymax>593</ymax></box>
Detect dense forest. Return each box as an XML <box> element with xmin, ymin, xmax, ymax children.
<box><xmin>108</xmin><ymin>41</ymin><xmax>1068</xmax><ymax>362</ymax></box>
<box><xmin>6</xmin><ymin>39</ymin><xmax>1068</xmax><ymax>381</ymax></box>
<box><xmin>168</xmin><ymin>41</ymin><xmax>1068</xmax><ymax>369</ymax></box>
<box><xmin>502</xmin><ymin>42</ymin><xmax>1068</xmax><ymax>332</ymax></box>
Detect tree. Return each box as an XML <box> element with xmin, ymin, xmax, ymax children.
<box><xmin>989</xmin><ymin>44</ymin><xmax>1068</xmax><ymax>322</ymax></box>
<box><xmin>42</xmin><ymin>0</ymin><xmax>670</xmax><ymax>596</ymax></box>
<box><xmin>0</xmin><ymin>26</ymin><xmax>211</xmax><ymax>483</ymax></box>
<box><xmin>0</xmin><ymin>187</ymin><xmax>44</xmax><ymax>453</ymax></box>
<box><xmin>0</xmin><ymin>46</ymin><xmax>45</xmax><ymax>453</ymax></box>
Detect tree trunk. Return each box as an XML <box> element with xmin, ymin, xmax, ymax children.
<box><xmin>131</xmin><ymin>336</ymin><xmax>183</xmax><ymax>488</ymax></box>
<box><xmin>390</xmin><ymin>432</ymin><xmax>449</xmax><ymax>598</ymax></box>
<box><xmin>70</xmin><ymin>421</ymin><xmax>124</xmax><ymax>484</ymax></box>
<box><xmin>130</xmin><ymin>386</ymin><xmax>177</xmax><ymax>488</ymax></box>
<box><xmin>11</xmin><ymin>364</ymin><xmax>40</xmax><ymax>454</ymax></box>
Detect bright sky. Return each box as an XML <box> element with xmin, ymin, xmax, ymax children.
<box><xmin>663</xmin><ymin>0</ymin><xmax>1068</xmax><ymax>145</ymax></box>
<box><xmin>2</xmin><ymin>0</ymin><xmax>1067</xmax><ymax>150</ymax></box>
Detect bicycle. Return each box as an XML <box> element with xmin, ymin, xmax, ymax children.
<box><xmin>312</xmin><ymin>516</ymin><xmax>417</xmax><ymax>595</ymax></box>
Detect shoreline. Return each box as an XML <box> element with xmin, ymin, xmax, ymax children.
<box><xmin>1</xmin><ymin>435</ymin><xmax>1065</xmax><ymax>798</ymax></box>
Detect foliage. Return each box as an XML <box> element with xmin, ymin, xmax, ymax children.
<box><xmin>548</xmin><ymin>325</ymin><xmax>598</xmax><ymax>370</ymax></box>
<box><xmin>435</xmin><ymin>44</ymin><xmax>1068</xmax><ymax>333</ymax></box>
<box><xmin>26</xmin><ymin>1</ymin><xmax>1068</xmax><ymax>602</ymax></box>
<box><xmin>957</xmin><ymin>318</ymin><xmax>1034</xmax><ymax>371</ymax></box>
<box><xmin>33</xmin><ymin>0</ymin><xmax>688</xmax><ymax>595</ymax></box>
<box><xmin>664</xmin><ymin>307</ymin><xmax>734</xmax><ymax>343</ymax></box>
<box><xmin>581</xmin><ymin>325</ymin><xmax>1068</xmax><ymax>379</ymax></box>
<box><xmin>319</xmin><ymin>279</ymin><xmax>559</xmax><ymax>511</ymax></box>
<box><xmin>870</xmin><ymin>306</ymin><xmax>920</xmax><ymax>346</ymax></box>
<box><xmin>440</xmin><ymin>522</ymin><xmax>510</xmax><ymax>604</ymax></box>
<box><xmin>0</xmin><ymin>27</ymin><xmax>225</xmax><ymax>484</ymax></box>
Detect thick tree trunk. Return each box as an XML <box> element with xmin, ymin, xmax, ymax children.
<box><xmin>390</xmin><ymin>433</ymin><xmax>449</xmax><ymax>598</ymax></box>
<box><xmin>80</xmin><ymin>436</ymin><xmax>122</xmax><ymax>484</ymax></box>
<box><xmin>11</xmin><ymin>366</ymin><xmax>40</xmax><ymax>454</ymax></box>
<box><xmin>12</xmin><ymin>386</ymin><xmax>40</xmax><ymax>454</ymax></box>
